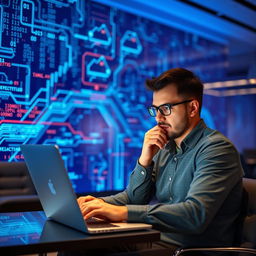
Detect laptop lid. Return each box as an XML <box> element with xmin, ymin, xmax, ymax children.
<box><xmin>20</xmin><ymin>144</ymin><xmax>88</xmax><ymax>233</ymax></box>
<box><xmin>20</xmin><ymin>145</ymin><xmax>152</xmax><ymax>234</ymax></box>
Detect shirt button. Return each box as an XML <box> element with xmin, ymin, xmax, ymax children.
<box><xmin>141</xmin><ymin>171</ymin><xmax>145</xmax><ymax>175</ymax></box>
<box><xmin>174</xmin><ymin>157</ymin><xmax>177</xmax><ymax>162</ymax></box>
<box><xmin>169</xmin><ymin>177</ymin><xmax>172</xmax><ymax>181</ymax></box>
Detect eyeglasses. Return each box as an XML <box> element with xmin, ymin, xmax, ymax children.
<box><xmin>147</xmin><ymin>99</ymin><xmax>193</xmax><ymax>117</ymax></box>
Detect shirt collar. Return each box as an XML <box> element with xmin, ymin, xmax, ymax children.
<box><xmin>181</xmin><ymin>119</ymin><xmax>206</xmax><ymax>150</ymax></box>
<box><xmin>164</xmin><ymin>119</ymin><xmax>206</xmax><ymax>153</ymax></box>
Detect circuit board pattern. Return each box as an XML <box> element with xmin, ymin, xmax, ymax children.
<box><xmin>0</xmin><ymin>211</ymin><xmax>46</xmax><ymax>246</ymax></box>
<box><xmin>0</xmin><ymin>0</ymin><xmax>227</xmax><ymax>193</ymax></box>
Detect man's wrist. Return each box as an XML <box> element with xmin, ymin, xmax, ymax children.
<box><xmin>121</xmin><ymin>206</ymin><xmax>128</xmax><ymax>221</ymax></box>
<box><xmin>138</xmin><ymin>157</ymin><xmax>153</xmax><ymax>167</ymax></box>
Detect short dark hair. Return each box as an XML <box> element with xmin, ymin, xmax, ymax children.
<box><xmin>146</xmin><ymin>68</ymin><xmax>204</xmax><ymax>113</ymax></box>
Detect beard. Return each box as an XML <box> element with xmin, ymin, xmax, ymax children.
<box><xmin>159</xmin><ymin>114</ymin><xmax>190</xmax><ymax>141</ymax></box>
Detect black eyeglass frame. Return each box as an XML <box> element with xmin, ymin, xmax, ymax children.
<box><xmin>147</xmin><ymin>99</ymin><xmax>193</xmax><ymax>117</ymax></box>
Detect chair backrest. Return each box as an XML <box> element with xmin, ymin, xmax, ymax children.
<box><xmin>242</xmin><ymin>178</ymin><xmax>256</xmax><ymax>248</ymax></box>
<box><xmin>0</xmin><ymin>162</ymin><xmax>36</xmax><ymax>196</ymax></box>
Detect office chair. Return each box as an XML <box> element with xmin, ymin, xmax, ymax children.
<box><xmin>174</xmin><ymin>178</ymin><xmax>256</xmax><ymax>256</ymax></box>
<box><xmin>0</xmin><ymin>161</ymin><xmax>41</xmax><ymax>212</ymax></box>
<box><xmin>243</xmin><ymin>149</ymin><xmax>256</xmax><ymax>178</ymax></box>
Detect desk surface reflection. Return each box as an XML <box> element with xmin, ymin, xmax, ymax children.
<box><xmin>0</xmin><ymin>211</ymin><xmax>160</xmax><ymax>255</ymax></box>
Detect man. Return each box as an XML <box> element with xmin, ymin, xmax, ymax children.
<box><xmin>78</xmin><ymin>68</ymin><xmax>244</xmax><ymax>254</ymax></box>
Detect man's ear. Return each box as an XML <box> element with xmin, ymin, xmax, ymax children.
<box><xmin>189</xmin><ymin>100</ymin><xmax>199</xmax><ymax>117</ymax></box>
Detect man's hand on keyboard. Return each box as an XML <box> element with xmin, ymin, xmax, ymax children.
<box><xmin>77</xmin><ymin>195</ymin><xmax>128</xmax><ymax>222</ymax></box>
<box><xmin>77</xmin><ymin>195</ymin><xmax>104</xmax><ymax>206</ymax></box>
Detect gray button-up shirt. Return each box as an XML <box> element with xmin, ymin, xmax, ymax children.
<box><xmin>103</xmin><ymin>120</ymin><xmax>244</xmax><ymax>247</ymax></box>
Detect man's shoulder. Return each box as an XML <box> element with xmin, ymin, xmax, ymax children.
<box><xmin>203</xmin><ymin>126</ymin><xmax>231</xmax><ymax>142</ymax></box>
<box><xmin>199</xmin><ymin>126</ymin><xmax>237</xmax><ymax>152</ymax></box>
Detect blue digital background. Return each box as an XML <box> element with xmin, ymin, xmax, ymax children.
<box><xmin>0</xmin><ymin>0</ymin><xmax>237</xmax><ymax>194</ymax></box>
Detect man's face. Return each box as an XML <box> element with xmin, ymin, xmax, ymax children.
<box><xmin>152</xmin><ymin>84</ymin><xmax>191</xmax><ymax>140</ymax></box>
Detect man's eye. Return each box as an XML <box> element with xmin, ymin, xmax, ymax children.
<box><xmin>162</xmin><ymin>105</ymin><xmax>170</xmax><ymax>110</ymax></box>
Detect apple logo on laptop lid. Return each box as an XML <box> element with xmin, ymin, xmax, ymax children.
<box><xmin>48</xmin><ymin>179</ymin><xmax>57</xmax><ymax>195</ymax></box>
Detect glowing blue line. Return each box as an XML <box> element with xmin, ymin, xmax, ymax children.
<box><xmin>74</xmin><ymin>33</ymin><xmax>89</xmax><ymax>41</ymax></box>
<box><xmin>12</xmin><ymin>63</ymin><xmax>31</xmax><ymax>99</ymax></box>
<box><xmin>0</xmin><ymin>72</ymin><xmax>12</xmax><ymax>84</ymax></box>
<box><xmin>88</xmin><ymin>24</ymin><xmax>112</xmax><ymax>46</ymax></box>
<box><xmin>20</xmin><ymin>0</ymin><xmax>70</xmax><ymax>33</ymax></box>
<box><xmin>20</xmin><ymin>98</ymin><xmax>47</xmax><ymax>121</ymax></box>
<box><xmin>44</xmin><ymin>0</ymin><xmax>70</xmax><ymax>7</ymax></box>
<box><xmin>0</xmin><ymin>47</ymin><xmax>15</xmax><ymax>59</ymax></box>
<box><xmin>109</xmin><ymin>9</ymin><xmax>116</xmax><ymax>58</ymax></box>
<box><xmin>0</xmin><ymin>63</ymin><xmax>31</xmax><ymax>101</ymax></box>
<box><xmin>8</xmin><ymin>88</ymin><xmax>47</xmax><ymax>105</ymax></box>
<box><xmin>74</xmin><ymin>0</ymin><xmax>85</xmax><ymax>27</ymax></box>
<box><xmin>0</xmin><ymin>6</ymin><xmax>15</xmax><ymax>58</ymax></box>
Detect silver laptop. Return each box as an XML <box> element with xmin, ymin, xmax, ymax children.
<box><xmin>20</xmin><ymin>144</ymin><xmax>152</xmax><ymax>234</ymax></box>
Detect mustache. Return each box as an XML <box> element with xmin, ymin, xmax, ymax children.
<box><xmin>157</xmin><ymin>122</ymin><xmax>171</xmax><ymax>127</ymax></box>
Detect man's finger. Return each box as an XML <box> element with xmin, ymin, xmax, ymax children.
<box><xmin>81</xmin><ymin>203</ymin><xmax>101</xmax><ymax>216</ymax></box>
<box><xmin>85</xmin><ymin>209</ymin><xmax>103</xmax><ymax>220</ymax></box>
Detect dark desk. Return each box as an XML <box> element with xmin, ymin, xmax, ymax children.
<box><xmin>0</xmin><ymin>211</ymin><xmax>160</xmax><ymax>255</ymax></box>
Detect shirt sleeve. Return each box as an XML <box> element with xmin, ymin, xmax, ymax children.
<box><xmin>102</xmin><ymin>160</ymin><xmax>155</xmax><ymax>205</ymax></box>
<box><xmin>127</xmin><ymin>136</ymin><xmax>243</xmax><ymax>234</ymax></box>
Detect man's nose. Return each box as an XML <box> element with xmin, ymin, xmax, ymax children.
<box><xmin>155</xmin><ymin>110</ymin><xmax>166</xmax><ymax>122</ymax></box>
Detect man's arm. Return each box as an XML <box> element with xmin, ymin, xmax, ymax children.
<box><xmin>78</xmin><ymin>132</ymin><xmax>242</xmax><ymax>233</ymax></box>
<box><xmin>127</xmin><ymin>137</ymin><xmax>243</xmax><ymax>233</ymax></box>
<box><xmin>77</xmin><ymin>160</ymin><xmax>156</xmax><ymax>220</ymax></box>
<box><xmin>102</xmin><ymin>125</ymin><xmax>171</xmax><ymax>205</ymax></box>
<box><xmin>111</xmin><ymin>125</ymin><xmax>167</xmax><ymax>204</ymax></box>
<box><xmin>103</xmin><ymin>160</ymin><xmax>156</xmax><ymax>205</ymax></box>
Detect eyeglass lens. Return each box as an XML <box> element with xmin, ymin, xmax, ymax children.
<box><xmin>148</xmin><ymin>105</ymin><xmax>171</xmax><ymax>116</ymax></box>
